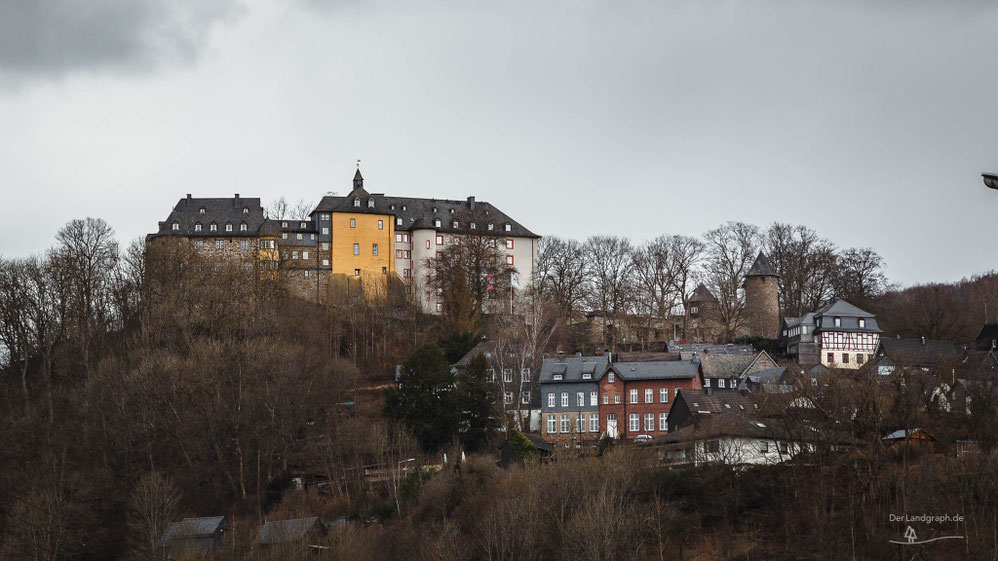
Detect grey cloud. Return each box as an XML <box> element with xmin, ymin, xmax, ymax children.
<box><xmin>0</xmin><ymin>0</ymin><xmax>245</xmax><ymax>77</ymax></box>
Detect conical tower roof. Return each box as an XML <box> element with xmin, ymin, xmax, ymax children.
<box><xmin>745</xmin><ymin>252</ymin><xmax>779</xmax><ymax>278</ymax></box>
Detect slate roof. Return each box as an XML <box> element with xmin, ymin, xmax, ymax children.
<box><xmin>154</xmin><ymin>196</ymin><xmax>266</xmax><ymax>237</ymax></box>
<box><xmin>699</xmin><ymin>353</ymin><xmax>756</xmax><ymax>379</ymax></box>
<box><xmin>813</xmin><ymin>298</ymin><xmax>881</xmax><ymax>333</ymax></box>
<box><xmin>877</xmin><ymin>338</ymin><xmax>962</xmax><ymax>368</ymax></box>
<box><xmin>656</xmin><ymin>413</ymin><xmax>774</xmax><ymax>444</ymax></box>
<box><xmin>523</xmin><ymin>433</ymin><xmax>555</xmax><ymax>452</ymax></box>
<box><xmin>676</xmin><ymin>389</ymin><xmax>757</xmax><ymax>415</ymax></box>
<box><xmin>603</xmin><ymin>360</ymin><xmax>699</xmax><ymax>381</ymax></box>
<box><xmin>669</xmin><ymin>342</ymin><xmax>754</xmax><ymax>356</ymax></box>
<box><xmin>745</xmin><ymin>252</ymin><xmax>779</xmax><ymax>278</ymax></box>
<box><xmin>738</xmin><ymin>367</ymin><xmax>790</xmax><ymax>392</ymax></box>
<box><xmin>453</xmin><ymin>340</ymin><xmax>497</xmax><ymax>369</ymax></box>
<box><xmin>311</xmin><ymin>172</ymin><xmax>538</xmax><ymax>238</ymax></box>
<box><xmin>615</xmin><ymin>352</ymin><xmax>681</xmax><ymax>362</ymax></box>
<box><xmin>255</xmin><ymin>517</ymin><xmax>325</xmax><ymax>545</ymax></box>
<box><xmin>688</xmin><ymin>284</ymin><xmax>718</xmax><ymax>303</ymax></box>
<box><xmin>161</xmin><ymin>516</ymin><xmax>226</xmax><ymax>541</ymax></box>
<box><xmin>538</xmin><ymin>355</ymin><xmax>609</xmax><ymax>383</ymax></box>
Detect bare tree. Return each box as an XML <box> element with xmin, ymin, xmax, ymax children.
<box><xmin>128</xmin><ymin>471</ymin><xmax>182</xmax><ymax>558</ymax></box>
<box><xmin>584</xmin><ymin>235</ymin><xmax>635</xmax><ymax>350</ymax></box>
<box><xmin>702</xmin><ymin>222</ymin><xmax>760</xmax><ymax>340</ymax></box>
<box><xmin>835</xmin><ymin>247</ymin><xmax>888</xmax><ymax>306</ymax></box>
<box><xmin>764</xmin><ymin>223</ymin><xmax>838</xmax><ymax>317</ymax></box>
<box><xmin>535</xmin><ymin>236</ymin><xmax>588</xmax><ymax>320</ymax></box>
<box><xmin>667</xmin><ymin>235</ymin><xmax>706</xmax><ymax>340</ymax></box>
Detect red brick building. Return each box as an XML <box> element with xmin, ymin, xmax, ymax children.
<box><xmin>598</xmin><ymin>360</ymin><xmax>701</xmax><ymax>439</ymax></box>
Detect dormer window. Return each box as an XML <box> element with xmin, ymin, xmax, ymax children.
<box><xmin>449</xmin><ymin>208</ymin><xmax>454</xmax><ymax>214</ymax></box>
<box><xmin>470</xmin><ymin>222</ymin><xmax>476</xmax><ymax>230</ymax></box>
<box><xmin>367</xmin><ymin>199</ymin><xmax>374</xmax><ymax>208</ymax></box>
<box><xmin>194</xmin><ymin>223</ymin><xmax>202</xmax><ymax>232</ymax></box>
<box><xmin>240</xmin><ymin>223</ymin><xmax>247</xmax><ymax>232</ymax></box>
<box><xmin>225</xmin><ymin>223</ymin><xmax>233</xmax><ymax>232</ymax></box>
<box><xmin>859</xmin><ymin>318</ymin><xmax>866</xmax><ymax>328</ymax></box>
<box><xmin>353</xmin><ymin>199</ymin><xmax>361</xmax><ymax>207</ymax></box>
<box><xmin>199</xmin><ymin>207</ymin><xmax>205</xmax><ymax>214</ymax></box>
<box><xmin>281</xmin><ymin>221</ymin><xmax>287</xmax><ymax>227</ymax></box>
<box><xmin>171</xmin><ymin>221</ymin><xmax>179</xmax><ymax>231</ymax></box>
<box><xmin>434</xmin><ymin>219</ymin><xmax>442</xmax><ymax>228</ymax></box>
<box><xmin>402</xmin><ymin>205</ymin><xmax>407</xmax><ymax>211</ymax></box>
<box><xmin>300</xmin><ymin>222</ymin><xmax>306</xmax><ymax>228</ymax></box>
<box><xmin>242</xmin><ymin>207</ymin><xmax>249</xmax><ymax>214</ymax></box>
<box><xmin>396</xmin><ymin>217</ymin><xmax>402</xmax><ymax>226</ymax></box>
<box><xmin>210</xmin><ymin>223</ymin><xmax>217</xmax><ymax>232</ymax></box>
<box><xmin>834</xmin><ymin>317</ymin><xmax>841</xmax><ymax>327</ymax></box>
<box><xmin>453</xmin><ymin>221</ymin><xmax>459</xmax><ymax>228</ymax></box>
<box><xmin>505</xmin><ymin>223</ymin><xmax>512</xmax><ymax>232</ymax></box>
<box><xmin>488</xmin><ymin>224</ymin><xmax>494</xmax><ymax>231</ymax></box>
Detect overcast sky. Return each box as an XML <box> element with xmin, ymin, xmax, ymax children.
<box><xmin>2</xmin><ymin>0</ymin><xmax>997</xmax><ymax>285</ymax></box>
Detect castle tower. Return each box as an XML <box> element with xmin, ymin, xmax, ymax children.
<box><xmin>743</xmin><ymin>252</ymin><xmax>781</xmax><ymax>339</ymax></box>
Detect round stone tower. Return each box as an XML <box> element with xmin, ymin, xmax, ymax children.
<box><xmin>743</xmin><ymin>252</ymin><xmax>781</xmax><ymax>339</ymax></box>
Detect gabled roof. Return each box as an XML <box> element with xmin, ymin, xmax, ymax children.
<box><xmin>877</xmin><ymin>338</ymin><xmax>962</xmax><ymax>368</ymax></box>
<box><xmin>675</xmin><ymin>389</ymin><xmax>756</xmax><ymax>415</ymax></box>
<box><xmin>161</xmin><ymin>516</ymin><xmax>226</xmax><ymax>542</ymax></box>
<box><xmin>699</xmin><ymin>350</ymin><xmax>776</xmax><ymax>379</ymax></box>
<box><xmin>538</xmin><ymin>355</ymin><xmax>609</xmax><ymax>383</ymax></box>
<box><xmin>814</xmin><ymin>298</ymin><xmax>874</xmax><ymax>318</ymax></box>
<box><xmin>604</xmin><ymin>360</ymin><xmax>699</xmax><ymax>381</ymax></box>
<box><xmin>522</xmin><ymin>433</ymin><xmax>554</xmax><ymax>452</ymax></box>
<box><xmin>745</xmin><ymin>252</ymin><xmax>779</xmax><ymax>278</ymax></box>
<box><xmin>738</xmin><ymin>367</ymin><xmax>790</xmax><ymax>392</ymax></box>
<box><xmin>688</xmin><ymin>284</ymin><xmax>718</xmax><ymax>303</ymax></box>
<box><xmin>255</xmin><ymin>517</ymin><xmax>325</xmax><ymax>545</ymax></box>
<box><xmin>453</xmin><ymin>339</ymin><xmax>497</xmax><ymax>369</ymax></box>
<box><xmin>656</xmin><ymin>413</ymin><xmax>774</xmax><ymax>444</ymax></box>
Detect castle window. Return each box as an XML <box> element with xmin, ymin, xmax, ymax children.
<box><xmin>171</xmin><ymin>222</ymin><xmax>179</xmax><ymax>231</ymax></box>
<box><xmin>225</xmin><ymin>223</ymin><xmax>232</xmax><ymax>232</ymax></box>
<box><xmin>353</xmin><ymin>244</ymin><xmax>359</xmax><ymax>255</ymax></box>
<box><xmin>303</xmin><ymin>251</ymin><xmax>309</xmax><ymax>260</ymax></box>
<box><xmin>372</xmin><ymin>244</ymin><xmax>378</xmax><ymax>256</ymax></box>
<box><xmin>194</xmin><ymin>240</ymin><xmax>204</xmax><ymax>250</ymax></box>
<box><xmin>292</xmin><ymin>251</ymin><xmax>299</xmax><ymax>259</ymax></box>
<box><xmin>368</xmin><ymin>199</ymin><xmax>375</xmax><ymax>208</ymax></box>
<box><xmin>349</xmin><ymin>218</ymin><xmax>357</xmax><ymax>228</ymax></box>
<box><xmin>240</xmin><ymin>240</ymin><xmax>250</xmax><ymax>251</ymax></box>
<box><xmin>194</xmin><ymin>223</ymin><xmax>201</xmax><ymax>232</ymax></box>
<box><xmin>353</xmin><ymin>199</ymin><xmax>361</xmax><ymax>207</ymax></box>
<box><xmin>378</xmin><ymin>220</ymin><xmax>383</xmax><ymax>230</ymax></box>
<box><xmin>240</xmin><ymin>223</ymin><xmax>247</xmax><ymax>232</ymax></box>
<box><xmin>304</xmin><ymin>270</ymin><xmax>310</xmax><ymax>278</ymax></box>
<box><xmin>215</xmin><ymin>240</ymin><xmax>224</xmax><ymax>250</ymax></box>
<box><xmin>199</xmin><ymin>207</ymin><xmax>205</xmax><ymax>214</ymax></box>
<box><xmin>382</xmin><ymin>266</ymin><xmax>387</xmax><ymax>274</ymax></box>
<box><xmin>354</xmin><ymin>269</ymin><xmax>360</xmax><ymax>276</ymax></box>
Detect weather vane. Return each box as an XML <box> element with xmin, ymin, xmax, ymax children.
<box><xmin>357</xmin><ymin>159</ymin><xmax>361</xmax><ymax>169</ymax></box>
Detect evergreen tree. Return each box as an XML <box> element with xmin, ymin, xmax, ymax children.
<box><xmin>383</xmin><ymin>344</ymin><xmax>458</xmax><ymax>451</ymax></box>
<box><xmin>455</xmin><ymin>353</ymin><xmax>499</xmax><ymax>452</ymax></box>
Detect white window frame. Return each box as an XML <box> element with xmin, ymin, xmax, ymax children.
<box><xmin>547</xmin><ymin>417</ymin><xmax>557</xmax><ymax>434</ymax></box>
<box><xmin>645</xmin><ymin>388</ymin><xmax>653</xmax><ymax>403</ymax></box>
<box><xmin>644</xmin><ymin>413</ymin><xmax>654</xmax><ymax>432</ymax></box>
<box><xmin>560</xmin><ymin>414</ymin><xmax>569</xmax><ymax>433</ymax></box>
<box><xmin>590</xmin><ymin>414</ymin><xmax>599</xmax><ymax>432</ymax></box>
<box><xmin>577</xmin><ymin>392</ymin><xmax>584</xmax><ymax>407</ymax></box>
<box><xmin>660</xmin><ymin>388</ymin><xmax>668</xmax><ymax>403</ymax></box>
<box><xmin>659</xmin><ymin>413</ymin><xmax>668</xmax><ymax>431</ymax></box>
<box><xmin>590</xmin><ymin>391</ymin><xmax>597</xmax><ymax>406</ymax></box>
<box><xmin>561</xmin><ymin>392</ymin><xmax>568</xmax><ymax>407</ymax></box>
<box><xmin>629</xmin><ymin>389</ymin><xmax>638</xmax><ymax>404</ymax></box>
<box><xmin>547</xmin><ymin>393</ymin><xmax>555</xmax><ymax>408</ymax></box>
<box><xmin>629</xmin><ymin>414</ymin><xmax>639</xmax><ymax>432</ymax></box>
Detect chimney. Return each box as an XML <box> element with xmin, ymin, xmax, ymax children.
<box><xmin>467</xmin><ymin>196</ymin><xmax>476</xmax><ymax>209</ymax></box>
<box><xmin>234</xmin><ymin>193</ymin><xmax>240</xmax><ymax>207</ymax></box>
<box><xmin>186</xmin><ymin>194</ymin><xmax>192</xmax><ymax>207</ymax></box>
